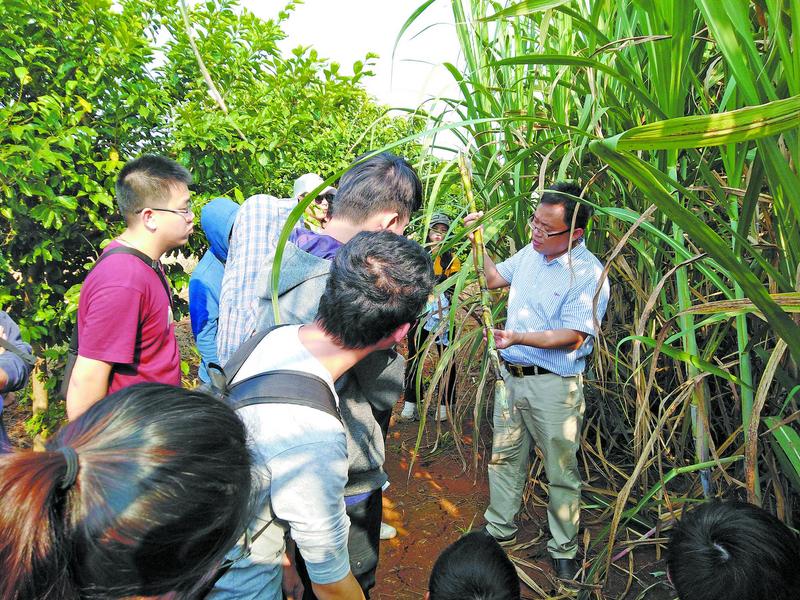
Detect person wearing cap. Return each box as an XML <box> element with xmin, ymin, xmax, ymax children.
<box><xmin>401</xmin><ymin>213</ymin><xmax>461</xmax><ymax>422</ymax></box>
<box><xmin>464</xmin><ymin>182</ymin><xmax>610</xmax><ymax>581</ymax></box>
<box><xmin>216</xmin><ymin>173</ymin><xmax>336</xmax><ymax>365</ymax></box>
<box><xmin>294</xmin><ymin>173</ymin><xmax>337</xmax><ymax>233</ymax></box>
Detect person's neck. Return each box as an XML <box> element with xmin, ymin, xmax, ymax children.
<box><xmin>117</xmin><ymin>228</ymin><xmax>167</xmax><ymax>262</ymax></box>
<box><xmin>319</xmin><ymin>219</ymin><xmax>361</xmax><ymax>245</ymax></box>
<box><xmin>543</xmin><ymin>238</ymin><xmax>583</xmax><ymax>262</ymax></box>
<box><xmin>298</xmin><ymin>322</ymin><xmax>373</xmax><ymax>381</ymax></box>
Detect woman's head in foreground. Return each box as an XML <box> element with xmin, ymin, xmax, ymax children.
<box><xmin>0</xmin><ymin>383</ymin><xmax>252</xmax><ymax>599</ymax></box>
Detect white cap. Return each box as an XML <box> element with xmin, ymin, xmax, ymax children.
<box><xmin>293</xmin><ymin>173</ymin><xmax>336</xmax><ymax>200</ymax></box>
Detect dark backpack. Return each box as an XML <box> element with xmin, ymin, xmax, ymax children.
<box><xmin>60</xmin><ymin>246</ymin><xmax>173</xmax><ymax>399</ymax></box>
<box><xmin>199</xmin><ymin>325</ymin><xmax>341</xmax><ymax>596</ymax></box>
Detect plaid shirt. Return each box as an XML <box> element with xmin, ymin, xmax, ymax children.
<box><xmin>216</xmin><ymin>194</ymin><xmax>296</xmax><ymax>365</ymax></box>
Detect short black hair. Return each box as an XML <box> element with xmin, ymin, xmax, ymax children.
<box><xmin>667</xmin><ymin>501</ymin><xmax>800</xmax><ymax>600</ymax></box>
<box><xmin>538</xmin><ymin>181</ymin><xmax>592</xmax><ymax>230</ymax></box>
<box><xmin>329</xmin><ymin>152</ymin><xmax>422</xmax><ymax>224</ymax></box>
<box><xmin>429</xmin><ymin>532</ymin><xmax>521</xmax><ymax>600</ymax></box>
<box><xmin>316</xmin><ymin>230</ymin><xmax>435</xmax><ymax>349</ymax></box>
<box><xmin>116</xmin><ymin>155</ymin><xmax>192</xmax><ymax>219</ymax></box>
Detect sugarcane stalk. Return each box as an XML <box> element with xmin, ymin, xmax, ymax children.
<box><xmin>458</xmin><ymin>153</ymin><xmax>508</xmax><ymax>473</ymax></box>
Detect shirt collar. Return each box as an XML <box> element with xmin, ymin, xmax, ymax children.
<box><xmin>543</xmin><ymin>239</ymin><xmax>586</xmax><ymax>267</ymax></box>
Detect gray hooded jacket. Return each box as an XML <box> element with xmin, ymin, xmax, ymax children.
<box><xmin>251</xmin><ymin>242</ymin><xmax>404</xmax><ymax>496</ymax></box>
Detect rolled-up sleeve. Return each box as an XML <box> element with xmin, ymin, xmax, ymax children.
<box><xmin>269</xmin><ymin>436</ymin><xmax>351</xmax><ymax>585</ymax></box>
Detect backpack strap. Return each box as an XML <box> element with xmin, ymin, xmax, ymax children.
<box><xmin>229</xmin><ymin>369</ymin><xmax>341</xmax><ymax>424</ymax></box>
<box><xmin>0</xmin><ymin>337</ymin><xmax>35</xmax><ymax>367</ymax></box>
<box><xmin>211</xmin><ymin>324</ymin><xmax>292</xmax><ymax>387</ymax></box>
<box><xmin>95</xmin><ymin>246</ymin><xmax>173</xmax><ymax>310</ymax></box>
<box><xmin>60</xmin><ymin>245</ymin><xmax>174</xmax><ymax>399</ymax></box>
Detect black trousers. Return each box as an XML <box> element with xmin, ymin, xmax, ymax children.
<box><xmin>294</xmin><ymin>488</ymin><xmax>383</xmax><ymax>599</ymax></box>
<box><xmin>403</xmin><ymin>322</ymin><xmax>457</xmax><ymax>407</ymax></box>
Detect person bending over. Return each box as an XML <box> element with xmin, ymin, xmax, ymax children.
<box><xmin>0</xmin><ymin>383</ymin><xmax>252</xmax><ymax>600</ymax></box>
<box><xmin>247</xmin><ymin>152</ymin><xmax>423</xmax><ymax>598</ymax></box>
<box><xmin>209</xmin><ymin>230</ymin><xmax>435</xmax><ymax>600</ymax></box>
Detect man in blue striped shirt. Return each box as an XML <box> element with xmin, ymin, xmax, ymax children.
<box><xmin>465</xmin><ymin>182</ymin><xmax>610</xmax><ymax>581</ymax></box>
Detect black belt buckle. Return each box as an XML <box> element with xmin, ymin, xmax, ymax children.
<box><xmin>504</xmin><ymin>361</ymin><xmax>551</xmax><ymax>377</ymax></box>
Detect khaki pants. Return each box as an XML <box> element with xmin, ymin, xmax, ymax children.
<box><xmin>484</xmin><ymin>366</ymin><xmax>585</xmax><ymax>559</ymax></box>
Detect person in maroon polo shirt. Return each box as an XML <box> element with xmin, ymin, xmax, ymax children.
<box><xmin>65</xmin><ymin>155</ymin><xmax>194</xmax><ymax>420</ymax></box>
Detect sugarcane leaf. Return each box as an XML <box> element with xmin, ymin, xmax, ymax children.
<box><xmin>481</xmin><ymin>0</ymin><xmax>570</xmax><ymax>21</ymax></box>
<box><xmin>606</xmin><ymin>95</ymin><xmax>800</xmax><ymax>151</ymax></box>
<box><xmin>764</xmin><ymin>416</ymin><xmax>800</xmax><ymax>493</ymax></box>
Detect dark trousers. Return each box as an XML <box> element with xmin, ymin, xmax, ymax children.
<box><xmin>294</xmin><ymin>488</ymin><xmax>383</xmax><ymax>599</ymax></box>
<box><xmin>403</xmin><ymin>323</ymin><xmax>457</xmax><ymax>407</ymax></box>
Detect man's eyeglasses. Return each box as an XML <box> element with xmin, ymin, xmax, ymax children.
<box><xmin>528</xmin><ymin>218</ymin><xmax>569</xmax><ymax>238</ymax></box>
<box><xmin>137</xmin><ymin>201</ymin><xmax>195</xmax><ymax>217</ymax></box>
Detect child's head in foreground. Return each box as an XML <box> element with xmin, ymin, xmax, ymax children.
<box><xmin>667</xmin><ymin>500</ymin><xmax>800</xmax><ymax>600</ymax></box>
<box><xmin>427</xmin><ymin>531</ymin><xmax>521</xmax><ymax>600</ymax></box>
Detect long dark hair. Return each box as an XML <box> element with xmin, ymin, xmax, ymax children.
<box><xmin>0</xmin><ymin>383</ymin><xmax>252</xmax><ymax>599</ymax></box>
<box><xmin>429</xmin><ymin>532</ymin><xmax>521</xmax><ymax>600</ymax></box>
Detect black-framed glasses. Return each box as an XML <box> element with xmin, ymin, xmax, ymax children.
<box><xmin>137</xmin><ymin>201</ymin><xmax>195</xmax><ymax>217</ymax></box>
<box><xmin>528</xmin><ymin>218</ymin><xmax>569</xmax><ymax>238</ymax></box>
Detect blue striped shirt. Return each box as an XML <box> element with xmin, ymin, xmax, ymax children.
<box><xmin>496</xmin><ymin>241</ymin><xmax>610</xmax><ymax>376</ymax></box>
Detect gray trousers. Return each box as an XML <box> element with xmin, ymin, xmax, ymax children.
<box><xmin>484</xmin><ymin>367</ymin><xmax>585</xmax><ymax>559</ymax></box>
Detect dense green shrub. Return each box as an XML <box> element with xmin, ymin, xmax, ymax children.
<box><xmin>0</xmin><ymin>0</ymin><xmax>423</xmax><ymax>379</ymax></box>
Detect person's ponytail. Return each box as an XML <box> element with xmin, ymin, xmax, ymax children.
<box><xmin>0</xmin><ymin>448</ymin><xmax>78</xmax><ymax>599</ymax></box>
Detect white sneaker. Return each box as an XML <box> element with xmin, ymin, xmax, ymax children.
<box><xmin>400</xmin><ymin>401</ymin><xmax>417</xmax><ymax>421</ymax></box>
<box><xmin>435</xmin><ymin>405</ymin><xmax>448</xmax><ymax>422</ymax></box>
<box><xmin>380</xmin><ymin>522</ymin><xmax>397</xmax><ymax>540</ymax></box>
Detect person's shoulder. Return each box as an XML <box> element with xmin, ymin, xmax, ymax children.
<box><xmin>87</xmin><ymin>251</ymin><xmax>152</xmax><ymax>282</ymax></box>
<box><xmin>574</xmin><ymin>243</ymin><xmax>605</xmax><ymax>269</ymax></box>
<box><xmin>190</xmin><ymin>250</ymin><xmax>222</xmax><ymax>281</ymax></box>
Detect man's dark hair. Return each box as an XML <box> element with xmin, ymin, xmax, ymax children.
<box><xmin>667</xmin><ymin>500</ymin><xmax>800</xmax><ymax>600</ymax></box>
<box><xmin>538</xmin><ymin>181</ymin><xmax>592</xmax><ymax>230</ymax></box>
<box><xmin>329</xmin><ymin>152</ymin><xmax>422</xmax><ymax>224</ymax></box>
<box><xmin>428</xmin><ymin>531</ymin><xmax>521</xmax><ymax>600</ymax></box>
<box><xmin>316</xmin><ymin>230</ymin><xmax>435</xmax><ymax>349</ymax></box>
<box><xmin>116</xmin><ymin>155</ymin><xmax>192</xmax><ymax>219</ymax></box>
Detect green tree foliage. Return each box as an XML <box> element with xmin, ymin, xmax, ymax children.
<box><xmin>162</xmin><ymin>0</ymin><xmax>423</xmax><ymax>203</ymax></box>
<box><xmin>0</xmin><ymin>0</ymin><xmax>170</xmax><ymax>348</ymax></box>
<box><xmin>0</xmin><ymin>0</ymin><xmax>423</xmax><ymax>366</ymax></box>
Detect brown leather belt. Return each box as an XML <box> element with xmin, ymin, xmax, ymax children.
<box><xmin>502</xmin><ymin>360</ymin><xmax>554</xmax><ymax>377</ymax></box>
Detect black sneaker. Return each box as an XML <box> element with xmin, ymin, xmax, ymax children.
<box><xmin>476</xmin><ymin>525</ymin><xmax>517</xmax><ymax>547</ymax></box>
<box><xmin>552</xmin><ymin>557</ymin><xmax>579</xmax><ymax>580</ymax></box>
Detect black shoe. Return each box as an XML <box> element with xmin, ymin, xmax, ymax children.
<box><xmin>476</xmin><ymin>525</ymin><xmax>517</xmax><ymax>547</ymax></box>
<box><xmin>552</xmin><ymin>557</ymin><xmax>578</xmax><ymax>580</ymax></box>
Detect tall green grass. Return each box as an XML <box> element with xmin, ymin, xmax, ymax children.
<box><xmin>399</xmin><ymin>0</ymin><xmax>800</xmax><ymax>591</ymax></box>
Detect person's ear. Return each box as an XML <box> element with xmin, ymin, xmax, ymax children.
<box><xmin>138</xmin><ymin>208</ymin><xmax>158</xmax><ymax>232</ymax></box>
<box><xmin>378</xmin><ymin>211</ymin><xmax>402</xmax><ymax>233</ymax></box>
<box><xmin>371</xmin><ymin>322</ymin><xmax>411</xmax><ymax>351</ymax></box>
<box><xmin>392</xmin><ymin>322</ymin><xmax>411</xmax><ymax>343</ymax></box>
<box><xmin>424</xmin><ymin>592</ymin><xmax>430</xmax><ymax>600</ymax></box>
<box><xmin>570</xmin><ymin>227</ymin><xmax>584</xmax><ymax>241</ymax></box>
